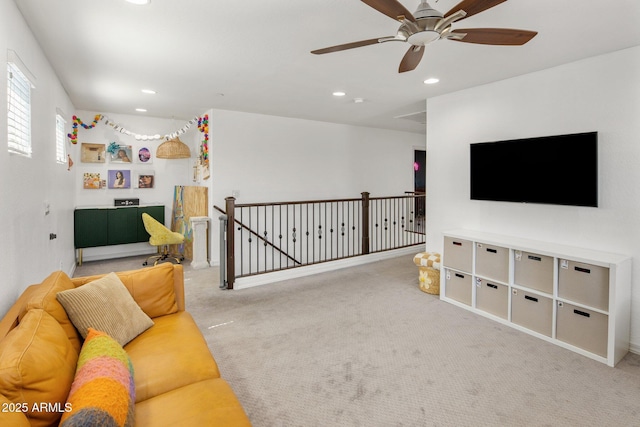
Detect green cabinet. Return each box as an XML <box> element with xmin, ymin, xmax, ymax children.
<box><xmin>107</xmin><ymin>207</ymin><xmax>138</xmax><ymax>245</ymax></box>
<box><xmin>74</xmin><ymin>205</ymin><xmax>165</xmax><ymax>249</ymax></box>
<box><xmin>74</xmin><ymin>209</ymin><xmax>108</xmax><ymax>248</ymax></box>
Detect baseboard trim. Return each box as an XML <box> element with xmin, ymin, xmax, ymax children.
<box><xmin>234</xmin><ymin>245</ymin><xmax>424</xmax><ymax>290</ymax></box>
<box><xmin>68</xmin><ymin>263</ymin><xmax>76</xmax><ymax>278</ymax></box>
<box><xmin>629</xmin><ymin>343</ymin><xmax>640</xmax><ymax>356</ymax></box>
<box><xmin>81</xmin><ymin>248</ymin><xmax>157</xmax><ymax>263</ymax></box>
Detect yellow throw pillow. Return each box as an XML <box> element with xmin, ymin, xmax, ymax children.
<box><xmin>0</xmin><ymin>309</ymin><xmax>77</xmax><ymax>427</ymax></box>
<box><xmin>21</xmin><ymin>270</ymin><xmax>83</xmax><ymax>353</ymax></box>
<box><xmin>56</xmin><ymin>273</ymin><xmax>154</xmax><ymax>346</ymax></box>
<box><xmin>71</xmin><ymin>263</ymin><xmax>179</xmax><ymax>318</ymax></box>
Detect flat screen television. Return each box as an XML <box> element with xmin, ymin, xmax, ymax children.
<box><xmin>470</xmin><ymin>131</ymin><xmax>598</xmax><ymax>207</ymax></box>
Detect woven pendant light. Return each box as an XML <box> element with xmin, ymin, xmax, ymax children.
<box><xmin>156</xmin><ymin>137</ymin><xmax>191</xmax><ymax>159</ymax></box>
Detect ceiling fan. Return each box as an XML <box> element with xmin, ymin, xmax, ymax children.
<box><xmin>311</xmin><ymin>0</ymin><xmax>538</xmax><ymax>73</ymax></box>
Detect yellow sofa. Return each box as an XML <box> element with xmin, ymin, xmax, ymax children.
<box><xmin>0</xmin><ymin>263</ymin><xmax>251</xmax><ymax>426</ymax></box>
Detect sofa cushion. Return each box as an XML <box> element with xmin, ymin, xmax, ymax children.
<box><xmin>0</xmin><ymin>394</ymin><xmax>30</xmax><ymax>427</ymax></box>
<box><xmin>57</xmin><ymin>272</ymin><xmax>154</xmax><ymax>347</ymax></box>
<box><xmin>0</xmin><ymin>309</ymin><xmax>77</xmax><ymax>427</ymax></box>
<box><xmin>59</xmin><ymin>328</ymin><xmax>135</xmax><ymax>427</ymax></box>
<box><xmin>21</xmin><ymin>270</ymin><xmax>82</xmax><ymax>353</ymax></box>
<box><xmin>134</xmin><ymin>378</ymin><xmax>251</xmax><ymax>427</ymax></box>
<box><xmin>124</xmin><ymin>311</ymin><xmax>220</xmax><ymax>402</ymax></box>
<box><xmin>71</xmin><ymin>263</ymin><xmax>179</xmax><ymax>318</ymax></box>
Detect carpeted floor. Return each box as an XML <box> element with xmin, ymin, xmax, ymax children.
<box><xmin>75</xmin><ymin>256</ymin><xmax>640</xmax><ymax>426</ymax></box>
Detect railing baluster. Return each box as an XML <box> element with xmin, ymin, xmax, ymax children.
<box><xmin>239</xmin><ymin>207</ymin><xmax>243</xmax><ymax>276</ymax></box>
<box><xmin>224</xmin><ymin>197</ymin><xmax>236</xmax><ymax>289</ymax></box>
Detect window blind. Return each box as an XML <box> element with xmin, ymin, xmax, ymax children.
<box><xmin>7</xmin><ymin>62</ymin><xmax>32</xmax><ymax>156</ymax></box>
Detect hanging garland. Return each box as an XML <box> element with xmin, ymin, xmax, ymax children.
<box><xmin>198</xmin><ymin>114</ymin><xmax>209</xmax><ymax>162</ymax></box>
<box><xmin>197</xmin><ymin>114</ymin><xmax>210</xmax><ymax>180</ymax></box>
<box><xmin>67</xmin><ymin>114</ymin><xmax>204</xmax><ymax>144</ymax></box>
<box><xmin>67</xmin><ymin>114</ymin><xmax>102</xmax><ymax>144</ymax></box>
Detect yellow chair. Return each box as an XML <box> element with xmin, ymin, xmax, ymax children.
<box><xmin>141</xmin><ymin>213</ymin><xmax>185</xmax><ymax>266</ymax></box>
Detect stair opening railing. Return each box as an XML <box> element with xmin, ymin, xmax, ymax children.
<box><xmin>214</xmin><ymin>192</ymin><xmax>425</xmax><ymax>289</ymax></box>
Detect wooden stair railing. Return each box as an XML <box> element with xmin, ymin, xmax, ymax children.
<box><xmin>217</xmin><ymin>192</ymin><xmax>425</xmax><ymax>289</ymax></box>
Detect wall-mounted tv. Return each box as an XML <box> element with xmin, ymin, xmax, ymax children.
<box><xmin>470</xmin><ymin>132</ymin><xmax>598</xmax><ymax>207</ymax></box>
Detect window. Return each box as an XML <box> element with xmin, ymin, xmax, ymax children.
<box><xmin>55</xmin><ymin>112</ymin><xmax>66</xmax><ymax>163</ymax></box>
<box><xmin>7</xmin><ymin>51</ymin><xmax>35</xmax><ymax>157</ymax></box>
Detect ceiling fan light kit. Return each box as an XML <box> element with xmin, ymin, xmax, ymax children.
<box><xmin>407</xmin><ymin>30</ymin><xmax>440</xmax><ymax>46</ymax></box>
<box><xmin>312</xmin><ymin>0</ymin><xmax>537</xmax><ymax>73</ymax></box>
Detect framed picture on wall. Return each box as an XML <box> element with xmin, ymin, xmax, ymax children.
<box><xmin>137</xmin><ymin>146</ymin><xmax>152</xmax><ymax>163</ymax></box>
<box><xmin>107</xmin><ymin>169</ymin><xmax>131</xmax><ymax>189</ymax></box>
<box><xmin>80</xmin><ymin>143</ymin><xmax>106</xmax><ymax>163</ymax></box>
<box><xmin>109</xmin><ymin>145</ymin><xmax>133</xmax><ymax>163</ymax></box>
<box><xmin>83</xmin><ymin>172</ymin><xmax>103</xmax><ymax>189</ymax></box>
<box><xmin>137</xmin><ymin>171</ymin><xmax>155</xmax><ymax>189</ymax></box>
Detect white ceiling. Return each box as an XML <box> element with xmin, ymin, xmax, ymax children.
<box><xmin>14</xmin><ymin>0</ymin><xmax>640</xmax><ymax>134</ymax></box>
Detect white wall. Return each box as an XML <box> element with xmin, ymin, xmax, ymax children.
<box><xmin>72</xmin><ymin>111</ymin><xmax>200</xmax><ymax>261</ymax></box>
<box><xmin>210</xmin><ymin>109</ymin><xmax>424</xmax><ymax>264</ymax></box>
<box><xmin>0</xmin><ymin>1</ymin><xmax>77</xmax><ymax>315</ymax></box>
<box><xmin>425</xmin><ymin>46</ymin><xmax>640</xmax><ymax>350</ymax></box>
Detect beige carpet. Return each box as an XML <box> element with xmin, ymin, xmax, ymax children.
<box><xmin>75</xmin><ymin>256</ymin><xmax>640</xmax><ymax>426</ymax></box>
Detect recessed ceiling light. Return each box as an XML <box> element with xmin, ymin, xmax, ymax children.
<box><xmin>135</xmin><ymin>108</ymin><xmax>147</xmax><ymax>112</ymax></box>
<box><xmin>423</xmin><ymin>78</ymin><xmax>440</xmax><ymax>85</ymax></box>
<box><xmin>353</xmin><ymin>98</ymin><xmax>364</xmax><ymax>104</ymax></box>
<box><xmin>141</xmin><ymin>89</ymin><xmax>156</xmax><ymax>94</ymax></box>
<box><xmin>332</xmin><ymin>91</ymin><xmax>346</xmax><ymax>97</ymax></box>
<box><xmin>126</xmin><ymin>0</ymin><xmax>150</xmax><ymax>5</ymax></box>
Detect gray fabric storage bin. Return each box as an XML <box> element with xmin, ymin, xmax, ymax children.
<box><xmin>511</xmin><ymin>289</ymin><xmax>553</xmax><ymax>337</ymax></box>
<box><xmin>444</xmin><ymin>269</ymin><xmax>472</xmax><ymax>306</ymax></box>
<box><xmin>556</xmin><ymin>301</ymin><xmax>608</xmax><ymax>357</ymax></box>
<box><xmin>558</xmin><ymin>260</ymin><xmax>609</xmax><ymax>311</ymax></box>
<box><xmin>475</xmin><ymin>242</ymin><xmax>509</xmax><ymax>283</ymax></box>
<box><xmin>443</xmin><ymin>237</ymin><xmax>473</xmax><ymax>273</ymax></box>
<box><xmin>476</xmin><ymin>279</ymin><xmax>508</xmax><ymax>319</ymax></box>
<box><xmin>514</xmin><ymin>251</ymin><xmax>554</xmax><ymax>294</ymax></box>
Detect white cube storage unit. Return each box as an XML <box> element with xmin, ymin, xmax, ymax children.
<box><xmin>440</xmin><ymin>229</ymin><xmax>632</xmax><ymax>367</ymax></box>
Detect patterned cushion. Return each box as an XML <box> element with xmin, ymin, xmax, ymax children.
<box><xmin>59</xmin><ymin>328</ymin><xmax>135</xmax><ymax>427</ymax></box>
<box><xmin>413</xmin><ymin>252</ymin><xmax>441</xmax><ymax>270</ymax></box>
<box><xmin>56</xmin><ymin>272</ymin><xmax>154</xmax><ymax>346</ymax></box>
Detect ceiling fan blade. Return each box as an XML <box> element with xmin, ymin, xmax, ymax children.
<box><xmin>361</xmin><ymin>0</ymin><xmax>416</xmax><ymax>22</ymax></box>
<box><xmin>311</xmin><ymin>38</ymin><xmax>384</xmax><ymax>55</ymax></box>
<box><xmin>449</xmin><ymin>28</ymin><xmax>537</xmax><ymax>45</ymax></box>
<box><xmin>399</xmin><ymin>46</ymin><xmax>424</xmax><ymax>73</ymax></box>
<box><xmin>445</xmin><ymin>0</ymin><xmax>508</xmax><ymax>21</ymax></box>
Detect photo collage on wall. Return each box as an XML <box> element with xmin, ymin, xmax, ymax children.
<box><xmin>80</xmin><ymin>143</ymin><xmax>155</xmax><ymax>190</ymax></box>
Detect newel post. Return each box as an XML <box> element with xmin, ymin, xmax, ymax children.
<box><xmin>225</xmin><ymin>197</ymin><xmax>236</xmax><ymax>289</ymax></box>
<box><xmin>361</xmin><ymin>192</ymin><xmax>370</xmax><ymax>255</ymax></box>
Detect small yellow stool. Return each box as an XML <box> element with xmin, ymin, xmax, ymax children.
<box><xmin>413</xmin><ymin>252</ymin><xmax>441</xmax><ymax>295</ymax></box>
